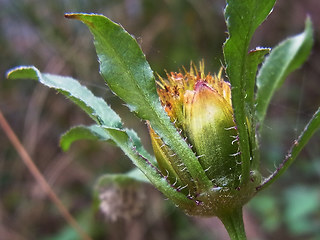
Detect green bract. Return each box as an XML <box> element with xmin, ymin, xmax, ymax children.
<box><xmin>6</xmin><ymin>1</ymin><xmax>319</xmax><ymax>239</ymax></box>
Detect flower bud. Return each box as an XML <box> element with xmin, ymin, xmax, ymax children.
<box><xmin>148</xmin><ymin>62</ymin><xmax>260</xmax><ymax>216</ymax></box>
<box><xmin>183</xmin><ymin>80</ymin><xmax>241</xmax><ymax>187</ymax></box>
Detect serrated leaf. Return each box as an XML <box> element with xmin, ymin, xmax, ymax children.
<box><xmin>7</xmin><ymin>66</ymin><xmax>122</xmax><ymax>128</ymax></box>
<box><xmin>65</xmin><ymin>13</ymin><xmax>212</xmax><ymax>190</ymax></box>
<box><xmin>60</xmin><ymin>125</ymin><xmax>114</xmax><ymax>152</ymax></box>
<box><xmin>223</xmin><ymin>0</ymin><xmax>276</xmax><ymax>184</ymax></box>
<box><xmin>256</xmin><ymin>18</ymin><xmax>313</xmax><ymax>125</ymax></box>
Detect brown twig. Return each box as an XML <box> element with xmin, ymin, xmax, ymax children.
<box><xmin>0</xmin><ymin>110</ymin><xmax>92</xmax><ymax>240</ymax></box>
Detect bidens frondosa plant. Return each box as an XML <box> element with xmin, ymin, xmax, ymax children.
<box><xmin>6</xmin><ymin>0</ymin><xmax>320</xmax><ymax>239</ymax></box>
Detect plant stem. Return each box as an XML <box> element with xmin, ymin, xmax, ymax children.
<box><xmin>219</xmin><ymin>208</ymin><xmax>247</xmax><ymax>240</ymax></box>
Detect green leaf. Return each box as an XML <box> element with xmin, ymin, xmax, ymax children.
<box><xmin>61</xmin><ymin>124</ymin><xmax>192</xmax><ymax>208</ymax></box>
<box><xmin>64</xmin><ymin>13</ymin><xmax>157</xmax><ymax>120</ymax></box>
<box><xmin>60</xmin><ymin>124</ymin><xmax>156</xmax><ymax>164</ymax></box>
<box><xmin>224</xmin><ymin>0</ymin><xmax>275</xmax><ymax>103</ymax></box>
<box><xmin>7</xmin><ymin>66</ymin><xmax>154</xmax><ymax>166</ymax></box>
<box><xmin>223</xmin><ymin>0</ymin><xmax>276</xmax><ymax>184</ymax></box>
<box><xmin>7</xmin><ymin>66</ymin><xmax>122</xmax><ymax>128</ymax></box>
<box><xmin>245</xmin><ymin>48</ymin><xmax>270</xmax><ymax>169</ymax></box>
<box><xmin>257</xmin><ymin>107</ymin><xmax>320</xmax><ymax>191</ymax></box>
<box><xmin>65</xmin><ymin>13</ymin><xmax>212</xmax><ymax>190</ymax></box>
<box><xmin>101</xmin><ymin>126</ymin><xmax>195</xmax><ymax>209</ymax></box>
<box><xmin>60</xmin><ymin>125</ymin><xmax>114</xmax><ymax>152</ymax></box>
<box><xmin>59</xmin><ymin>122</ymin><xmax>186</xmax><ymax>205</ymax></box>
<box><xmin>246</xmin><ymin>48</ymin><xmax>271</xmax><ymax>107</ymax></box>
<box><xmin>256</xmin><ymin>18</ymin><xmax>313</xmax><ymax>125</ymax></box>
<box><xmin>6</xmin><ymin>65</ymin><xmax>189</xmax><ymax>206</ymax></box>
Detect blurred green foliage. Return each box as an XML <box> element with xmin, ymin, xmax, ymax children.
<box><xmin>1</xmin><ymin>0</ymin><xmax>319</xmax><ymax>239</ymax></box>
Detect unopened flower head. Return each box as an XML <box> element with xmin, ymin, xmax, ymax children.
<box><xmin>148</xmin><ymin>62</ymin><xmax>260</xmax><ymax>216</ymax></box>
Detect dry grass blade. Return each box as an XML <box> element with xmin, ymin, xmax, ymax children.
<box><xmin>0</xmin><ymin>110</ymin><xmax>92</xmax><ymax>240</ymax></box>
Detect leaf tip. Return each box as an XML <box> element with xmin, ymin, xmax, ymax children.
<box><xmin>6</xmin><ymin>66</ymin><xmax>38</xmax><ymax>80</ymax></box>
<box><xmin>305</xmin><ymin>16</ymin><xmax>313</xmax><ymax>36</ymax></box>
<box><xmin>64</xmin><ymin>13</ymin><xmax>81</xmax><ymax>20</ymax></box>
<box><xmin>59</xmin><ymin>136</ymin><xmax>69</xmax><ymax>152</ymax></box>
<box><xmin>65</xmin><ymin>13</ymin><xmax>95</xmax><ymax>28</ymax></box>
<box><xmin>6</xmin><ymin>67</ymin><xmax>18</xmax><ymax>79</ymax></box>
<box><xmin>64</xmin><ymin>13</ymin><xmax>103</xmax><ymax>28</ymax></box>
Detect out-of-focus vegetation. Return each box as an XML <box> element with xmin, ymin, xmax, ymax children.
<box><xmin>0</xmin><ymin>0</ymin><xmax>319</xmax><ymax>239</ymax></box>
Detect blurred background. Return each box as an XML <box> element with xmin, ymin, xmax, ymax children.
<box><xmin>0</xmin><ymin>0</ymin><xmax>319</xmax><ymax>239</ymax></box>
